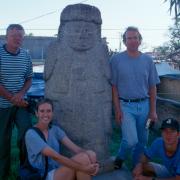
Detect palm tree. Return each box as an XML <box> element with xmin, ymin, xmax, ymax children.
<box><xmin>164</xmin><ymin>0</ymin><xmax>180</xmax><ymax>23</ymax></box>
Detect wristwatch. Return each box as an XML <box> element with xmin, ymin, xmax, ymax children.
<box><xmin>152</xmin><ymin>177</ymin><xmax>156</xmax><ymax>180</ymax></box>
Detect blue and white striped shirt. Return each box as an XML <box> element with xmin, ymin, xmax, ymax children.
<box><xmin>0</xmin><ymin>44</ymin><xmax>32</xmax><ymax>108</ymax></box>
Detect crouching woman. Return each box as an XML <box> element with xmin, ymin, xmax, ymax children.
<box><xmin>25</xmin><ymin>98</ymin><xmax>99</xmax><ymax>180</ymax></box>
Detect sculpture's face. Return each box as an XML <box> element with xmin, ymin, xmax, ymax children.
<box><xmin>64</xmin><ymin>21</ymin><xmax>97</xmax><ymax>51</ymax></box>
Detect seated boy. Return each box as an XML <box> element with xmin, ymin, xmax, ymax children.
<box><xmin>133</xmin><ymin>118</ymin><xmax>180</xmax><ymax>180</ymax></box>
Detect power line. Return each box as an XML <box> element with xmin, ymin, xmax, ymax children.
<box><xmin>79</xmin><ymin>0</ymin><xmax>89</xmax><ymax>3</ymax></box>
<box><xmin>0</xmin><ymin>28</ymin><xmax>173</xmax><ymax>31</ymax></box>
<box><xmin>18</xmin><ymin>0</ymin><xmax>89</xmax><ymax>24</ymax></box>
<box><xmin>19</xmin><ymin>10</ymin><xmax>59</xmax><ymax>24</ymax></box>
<box><xmin>102</xmin><ymin>28</ymin><xmax>176</xmax><ymax>31</ymax></box>
<box><xmin>0</xmin><ymin>0</ymin><xmax>176</xmax><ymax>32</ymax></box>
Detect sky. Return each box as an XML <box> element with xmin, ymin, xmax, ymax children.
<box><xmin>0</xmin><ymin>0</ymin><xmax>174</xmax><ymax>51</ymax></box>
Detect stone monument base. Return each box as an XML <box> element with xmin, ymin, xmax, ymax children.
<box><xmin>98</xmin><ymin>156</ymin><xmax>114</xmax><ymax>173</ymax></box>
<box><xmin>93</xmin><ymin>167</ymin><xmax>132</xmax><ymax>180</ymax></box>
<box><xmin>93</xmin><ymin>156</ymin><xmax>132</xmax><ymax>180</ymax></box>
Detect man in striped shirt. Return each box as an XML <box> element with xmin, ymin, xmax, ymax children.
<box><xmin>0</xmin><ymin>24</ymin><xmax>32</xmax><ymax>179</ymax></box>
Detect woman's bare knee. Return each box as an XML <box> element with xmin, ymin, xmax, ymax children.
<box><xmin>72</xmin><ymin>152</ymin><xmax>90</xmax><ymax>165</ymax></box>
<box><xmin>85</xmin><ymin>150</ymin><xmax>97</xmax><ymax>163</ymax></box>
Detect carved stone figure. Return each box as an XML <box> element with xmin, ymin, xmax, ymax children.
<box><xmin>44</xmin><ymin>4</ymin><xmax>112</xmax><ymax>172</ymax></box>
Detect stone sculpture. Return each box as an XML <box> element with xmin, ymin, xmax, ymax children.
<box><xmin>44</xmin><ymin>3</ymin><xmax>112</xmax><ymax>172</ymax></box>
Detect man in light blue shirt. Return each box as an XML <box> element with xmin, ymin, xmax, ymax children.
<box><xmin>110</xmin><ymin>26</ymin><xmax>160</xmax><ymax>168</ymax></box>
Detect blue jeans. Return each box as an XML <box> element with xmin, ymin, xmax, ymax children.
<box><xmin>117</xmin><ymin>99</ymin><xmax>149</xmax><ymax>166</ymax></box>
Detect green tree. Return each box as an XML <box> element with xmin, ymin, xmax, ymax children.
<box><xmin>153</xmin><ymin>43</ymin><xmax>171</xmax><ymax>60</ymax></box>
<box><xmin>153</xmin><ymin>21</ymin><xmax>180</xmax><ymax>63</ymax></box>
<box><xmin>27</xmin><ymin>32</ymin><xmax>34</xmax><ymax>36</ymax></box>
<box><xmin>169</xmin><ymin>21</ymin><xmax>180</xmax><ymax>51</ymax></box>
<box><xmin>154</xmin><ymin>1</ymin><xmax>180</xmax><ymax>65</ymax></box>
<box><xmin>167</xmin><ymin>21</ymin><xmax>180</xmax><ymax>64</ymax></box>
<box><xmin>165</xmin><ymin>0</ymin><xmax>180</xmax><ymax>23</ymax></box>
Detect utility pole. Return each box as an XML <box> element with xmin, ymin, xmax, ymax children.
<box><xmin>119</xmin><ymin>32</ymin><xmax>122</xmax><ymax>52</ymax></box>
<box><xmin>41</xmin><ymin>47</ymin><xmax>44</xmax><ymax>61</ymax></box>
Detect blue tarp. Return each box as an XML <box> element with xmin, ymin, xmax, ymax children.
<box><xmin>26</xmin><ymin>72</ymin><xmax>44</xmax><ymax>98</ymax></box>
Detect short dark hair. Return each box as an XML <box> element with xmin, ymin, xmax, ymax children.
<box><xmin>6</xmin><ymin>24</ymin><xmax>24</xmax><ymax>35</ymax></box>
<box><xmin>36</xmin><ymin>98</ymin><xmax>54</xmax><ymax>112</ymax></box>
<box><xmin>122</xmin><ymin>26</ymin><xmax>142</xmax><ymax>43</ymax></box>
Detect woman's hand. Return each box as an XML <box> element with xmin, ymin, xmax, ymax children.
<box><xmin>83</xmin><ymin>163</ymin><xmax>99</xmax><ymax>176</ymax></box>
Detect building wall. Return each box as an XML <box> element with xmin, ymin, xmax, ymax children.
<box><xmin>156</xmin><ymin>98</ymin><xmax>180</xmax><ymax>127</ymax></box>
<box><xmin>0</xmin><ymin>35</ymin><xmax>56</xmax><ymax>59</ymax></box>
<box><xmin>157</xmin><ymin>75</ymin><xmax>180</xmax><ymax>102</ymax></box>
